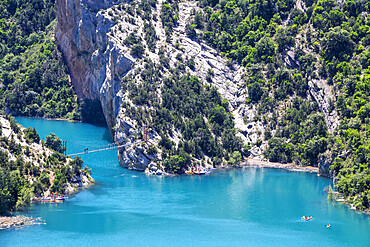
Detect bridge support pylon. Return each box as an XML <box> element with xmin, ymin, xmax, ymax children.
<box><xmin>62</xmin><ymin>140</ymin><xmax>67</xmax><ymax>156</ymax></box>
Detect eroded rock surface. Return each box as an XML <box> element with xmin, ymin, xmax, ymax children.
<box><xmin>56</xmin><ymin>0</ymin><xmax>134</xmax><ymax>134</ymax></box>
<box><xmin>56</xmin><ymin>0</ymin><xmax>338</xmax><ymax>171</ymax></box>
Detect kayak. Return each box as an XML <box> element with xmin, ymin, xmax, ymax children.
<box><xmin>301</xmin><ymin>216</ymin><xmax>312</xmax><ymax>221</ymax></box>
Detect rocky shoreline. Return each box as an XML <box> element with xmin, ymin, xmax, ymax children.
<box><xmin>331</xmin><ymin>192</ymin><xmax>370</xmax><ymax>216</ymax></box>
<box><xmin>240</xmin><ymin>158</ymin><xmax>319</xmax><ymax>173</ymax></box>
<box><xmin>0</xmin><ymin>216</ymin><xmax>45</xmax><ymax>230</ymax></box>
<box><xmin>145</xmin><ymin>158</ymin><xmax>319</xmax><ymax>177</ymax></box>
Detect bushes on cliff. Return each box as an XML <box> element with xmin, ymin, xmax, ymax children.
<box><xmin>160</xmin><ymin>1</ymin><xmax>179</xmax><ymax>41</ymax></box>
<box><xmin>321</xmin><ymin>27</ymin><xmax>355</xmax><ymax>60</ymax></box>
<box><xmin>131</xmin><ymin>44</ymin><xmax>145</xmax><ymax>57</ymax></box>
<box><xmin>0</xmin><ymin>1</ymin><xmax>81</xmax><ymax>121</ymax></box>
<box><xmin>24</xmin><ymin>127</ymin><xmax>40</xmax><ymax>144</ymax></box>
<box><xmin>0</xmin><ymin>168</ymin><xmax>19</xmax><ymax>214</ymax></box>
<box><xmin>185</xmin><ymin>23</ymin><xmax>197</xmax><ymax>39</ymax></box>
<box><xmin>124</xmin><ymin>33</ymin><xmax>141</xmax><ymax>46</ymax></box>
<box><xmin>45</xmin><ymin>133</ymin><xmax>62</xmax><ymax>153</ymax></box>
<box><xmin>123</xmin><ymin>67</ymin><xmax>244</xmax><ymax>172</ymax></box>
<box><xmin>144</xmin><ymin>22</ymin><xmax>157</xmax><ymax>52</ymax></box>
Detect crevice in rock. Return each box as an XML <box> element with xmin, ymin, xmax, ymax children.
<box><xmin>80</xmin><ymin>98</ymin><xmax>107</xmax><ymax>125</ymax></box>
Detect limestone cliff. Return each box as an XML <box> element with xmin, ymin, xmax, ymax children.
<box><xmin>56</xmin><ymin>0</ymin><xmax>339</xmax><ymax>173</ymax></box>
<box><xmin>56</xmin><ymin>0</ymin><xmax>252</xmax><ymax>171</ymax></box>
<box><xmin>56</xmin><ymin>0</ymin><xmax>134</xmax><ymax>135</ymax></box>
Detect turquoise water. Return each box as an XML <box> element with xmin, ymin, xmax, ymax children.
<box><xmin>0</xmin><ymin>117</ymin><xmax>369</xmax><ymax>246</ymax></box>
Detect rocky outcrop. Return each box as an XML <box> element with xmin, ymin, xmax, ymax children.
<box><xmin>55</xmin><ymin>0</ymin><xmax>262</xmax><ymax>170</ymax></box>
<box><xmin>308</xmin><ymin>78</ymin><xmax>339</xmax><ymax>133</ymax></box>
<box><xmin>145</xmin><ymin>162</ymin><xmax>166</xmax><ymax>175</ymax></box>
<box><xmin>318</xmin><ymin>156</ymin><xmax>334</xmax><ymax>178</ymax></box>
<box><xmin>56</xmin><ymin>0</ymin><xmax>339</xmax><ymax>172</ymax></box>
<box><xmin>118</xmin><ymin>146</ymin><xmax>151</xmax><ymax>171</ymax></box>
<box><xmin>56</xmin><ymin>0</ymin><xmax>133</xmax><ymax>134</ymax></box>
<box><xmin>0</xmin><ymin>216</ymin><xmax>44</xmax><ymax>230</ymax></box>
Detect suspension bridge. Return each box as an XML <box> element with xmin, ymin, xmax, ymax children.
<box><xmin>63</xmin><ymin>125</ymin><xmax>150</xmax><ymax>156</ymax></box>
<box><xmin>67</xmin><ymin>140</ymin><xmax>144</xmax><ymax>156</ymax></box>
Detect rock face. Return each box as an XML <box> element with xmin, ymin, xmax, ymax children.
<box><xmin>308</xmin><ymin>78</ymin><xmax>338</xmax><ymax>133</ymax></box>
<box><xmin>318</xmin><ymin>156</ymin><xmax>334</xmax><ymax>178</ymax></box>
<box><xmin>56</xmin><ymin>0</ymin><xmax>338</xmax><ymax>172</ymax></box>
<box><xmin>56</xmin><ymin>0</ymin><xmax>133</xmax><ymax>134</ymax></box>
<box><xmin>55</xmin><ymin>0</ymin><xmax>255</xmax><ymax>170</ymax></box>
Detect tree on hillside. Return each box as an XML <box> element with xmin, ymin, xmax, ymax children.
<box><xmin>248</xmin><ymin>82</ymin><xmax>263</xmax><ymax>102</ymax></box>
<box><xmin>255</xmin><ymin>36</ymin><xmax>275</xmax><ymax>62</ymax></box>
<box><xmin>321</xmin><ymin>27</ymin><xmax>355</xmax><ymax>60</ymax></box>
<box><xmin>45</xmin><ymin>133</ymin><xmax>62</xmax><ymax>153</ymax></box>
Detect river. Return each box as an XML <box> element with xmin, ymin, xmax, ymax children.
<box><xmin>0</xmin><ymin>117</ymin><xmax>369</xmax><ymax>246</ymax></box>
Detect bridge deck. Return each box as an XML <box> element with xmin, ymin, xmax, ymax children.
<box><xmin>67</xmin><ymin>140</ymin><xmax>143</xmax><ymax>156</ymax></box>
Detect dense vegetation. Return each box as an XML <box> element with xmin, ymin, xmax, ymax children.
<box><xmin>184</xmin><ymin>0</ymin><xmax>370</xmax><ymax>210</ymax></box>
<box><xmin>161</xmin><ymin>0</ymin><xmax>179</xmax><ymax>41</ymax></box>
<box><xmin>0</xmin><ymin>0</ymin><xmax>369</xmax><ymax>212</ymax></box>
<box><xmin>0</xmin><ymin>116</ymin><xmax>90</xmax><ymax>215</ymax></box>
<box><xmin>120</xmin><ymin>56</ymin><xmax>245</xmax><ymax>173</ymax></box>
<box><xmin>0</xmin><ymin>0</ymin><xmax>103</xmax><ymax>121</ymax></box>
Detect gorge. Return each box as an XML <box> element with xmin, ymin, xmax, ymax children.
<box><xmin>0</xmin><ymin>0</ymin><xmax>369</xmax><ymax>212</ymax></box>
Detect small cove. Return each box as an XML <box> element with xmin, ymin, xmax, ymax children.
<box><xmin>0</xmin><ymin>117</ymin><xmax>369</xmax><ymax>246</ymax></box>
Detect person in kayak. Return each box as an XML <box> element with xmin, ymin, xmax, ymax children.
<box><xmin>301</xmin><ymin>216</ymin><xmax>312</xmax><ymax>221</ymax></box>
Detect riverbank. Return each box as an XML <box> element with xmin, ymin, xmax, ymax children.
<box><xmin>331</xmin><ymin>192</ymin><xmax>370</xmax><ymax>216</ymax></box>
<box><xmin>0</xmin><ymin>216</ymin><xmax>45</xmax><ymax>230</ymax></box>
<box><xmin>240</xmin><ymin>158</ymin><xmax>319</xmax><ymax>173</ymax></box>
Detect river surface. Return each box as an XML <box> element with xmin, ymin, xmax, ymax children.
<box><xmin>0</xmin><ymin>117</ymin><xmax>369</xmax><ymax>246</ymax></box>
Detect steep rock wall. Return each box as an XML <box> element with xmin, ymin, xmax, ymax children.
<box><xmin>56</xmin><ymin>0</ymin><xmax>256</xmax><ymax>171</ymax></box>
<box><xmin>56</xmin><ymin>0</ymin><xmax>339</xmax><ymax>172</ymax></box>
<box><xmin>56</xmin><ymin>0</ymin><xmax>133</xmax><ymax>134</ymax></box>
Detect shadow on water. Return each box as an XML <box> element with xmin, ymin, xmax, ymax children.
<box><xmin>102</xmin><ymin>127</ymin><xmax>113</xmax><ymax>142</ymax></box>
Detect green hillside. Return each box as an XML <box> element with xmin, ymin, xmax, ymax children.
<box><xmin>0</xmin><ymin>115</ymin><xmax>92</xmax><ymax>215</ymax></box>
<box><xmin>0</xmin><ymin>0</ymin><xmax>81</xmax><ymax>120</ymax></box>
<box><xmin>187</xmin><ymin>0</ymin><xmax>370</xmax><ymax>210</ymax></box>
<box><xmin>0</xmin><ymin>0</ymin><xmax>369</xmax><ymax>212</ymax></box>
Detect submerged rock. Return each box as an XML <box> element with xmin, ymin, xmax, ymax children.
<box><xmin>0</xmin><ymin>216</ymin><xmax>45</xmax><ymax>230</ymax></box>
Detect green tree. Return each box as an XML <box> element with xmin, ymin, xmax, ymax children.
<box><xmin>24</xmin><ymin>127</ymin><xmax>40</xmax><ymax>143</ymax></box>
<box><xmin>229</xmin><ymin>151</ymin><xmax>242</xmax><ymax>166</ymax></box>
<box><xmin>15</xmin><ymin>187</ymin><xmax>34</xmax><ymax>210</ymax></box>
<box><xmin>163</xmin><ymin>155</ymin><xmax>189</xmax><ymax>174</ymax></box>
<box><xmin>0</xmin><ymin>169</ymin><xmax>13</xmax><ymax>214</ymax></box>
<box><xmin>185</xmin><ymin>23</ymin><xmax>197</xmax><ymax>39</ymax></box>
<box><xmin>131</xmin><ymin>44</ymin><xmax>144</xmax><ymax>57</ymax></box>
<box><xmin>248</xmin><ymin>82</ymin><xmax>263</xmax><ymax>102</ymax></box>
<box><xmin>45</xmin><ymin>133</ymin><xmax>62</xmax><ymax>153</ymax></box>
<box><xmin>255</xmin><ymin>36</ymin><xmax>275</xmax><ymax>62</ymax></box>
<box><xmin>321</xmin><ymin>27</ymin><xmax>355</xmax><ymax>60</ymax></box>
